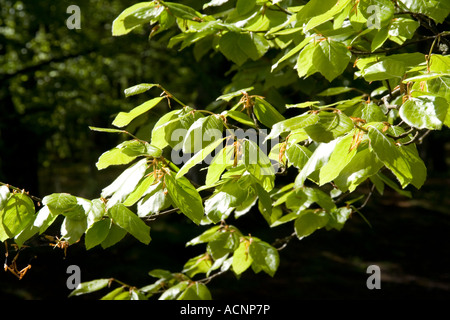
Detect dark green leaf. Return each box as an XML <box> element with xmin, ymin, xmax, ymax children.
<box><xmin>399</xmin><ymin>96</ymin><xmax>449</xmax><ymax>130</ymax></box>
<box><xmin>178</xmin><ymin>282</ymin><xmax>212</xmax><ymax>300</ymax></box>
<box><xmin>108</xmin><ymin>203</ymin><xmax>151</xmax><ymax>245</ymax></box>
<box><xmin>294</xmin><ymin>210</ymin><xmax>329</xmax><ymax>240</ymax></box>
<box><xmin>112</xmin><ymin>3</ymin><xmax>162</xmax><ymax>36</ymax></box>
<box><xmin>61</xmin><ymin>216</ymin><xmax>87</xmax><ymax>244</ymax></box>
<box><xmin>164</xmin><ymin>171</ymin><xmax>204</xmax><ymax>224</ymax></box>
<box><xmin>304</xmin><ymin>111</ymin><xmax>354</xmax><ymax>143</ymax></box>
<box><xmin>113</xmin><ymin>97</ymin><xmax>164</xmax><ymax>128</ymax></box>
<box><xmin>368</xmin><ymin>127</ymin><xmax>415</xmax><ymax>188</ymax></box>
<box><xmin>249</xmin><ymin>239</ymin><xmax>279</xmax><ymax>277</ymax></box>
<box><xmin>85</xmin><ymin>219</ymin><xmax>111</xmax><ymax>250</ymax></box>
<box><xmin>124</xmin><ymin>83</ymin><xmax>158</xmax><ymax>97</ymax></box>
<box><xmin>253</xmin><ymin>97</ymin><xmax>285</xmax><ymax>128</ymax></box>
<box><xmin>232</xmin><ymin>239</ymin><xmax>253</xmax><ymax>275</ymax></box>
<box><xmin>101</xmin><ymin>159</ymin><xmax>148</xmax><ymax>208</ymax></box>
<box><xmin>100</xmin><ymin>223</ymin><xmax>128</xmax><ymax>249</ymax></box>
<box><xmin>313</xmin><ymin>40</ymin><xmax>351</xmax><ymax>82</ymax></box>
<box><xmin>68</xmin><ymin>279</ymin><xmax>110</xmax><ymax>297</ymax></box>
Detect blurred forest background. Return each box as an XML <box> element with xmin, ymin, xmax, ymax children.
<box><xmin>0</xmin><ymin>0</ymin><xmax>449</xmax><ymax>300</ymax></box>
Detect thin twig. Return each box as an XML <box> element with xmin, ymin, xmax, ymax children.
<box><xmin>356</xmin><ymin>183</ymin><xmax>376</xmax><ymax>211</ymax></box>
<box><xmin>272</xmin><ymin>232</ymin><xmax>297</xmax><ymax>251</ymax></box>
<box><xmin>0</xmin><ymin>182</ymin><xmax>42</xmax><ymax>202</ymax></box>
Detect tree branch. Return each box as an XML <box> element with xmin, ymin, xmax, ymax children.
<box><xmin>0</xmin><ymin>48</ymin><xmax>96</xmax><ymax>84</ymax></box>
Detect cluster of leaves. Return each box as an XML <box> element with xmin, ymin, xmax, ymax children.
<box><xmin>1</xmin><ymin>0</ymin><xmax>449</xmax><ymax>300</ymax></box>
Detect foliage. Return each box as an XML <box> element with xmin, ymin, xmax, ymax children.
<box><xmin>1</xmin><ymin>0</ymin><xmax>449</xmax><ymax>300</ymax></box>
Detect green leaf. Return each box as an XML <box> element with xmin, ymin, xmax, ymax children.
<box><xmin>159</xmin><ymin>281</ymin><xmax>189</xmax><ymax>300</ymax></box>
<box><xmin>334</xmin><ymin>144</ymin><xmax>384</xmax><ymax>192</ymax></box>
<box><xmin>361</xmin><ymin>59</ymin><xmax>406</xmax><ymax>81</ymax></box>
<box><xmin>285</xmin><ymin>144</ymin><xmax>312</xmax><ymax>169</ymax></box>
<box><xmin>178</xmin><ymin>283</ymin><xmax>212</xmax><ymax>300</ymax></box>
<box><xmin>112</xmin><ymin>97</ymin><xmax>164</xmax><ymax>128</ymax></box>
<box><xmin>151</xmin><ymin>107</ymin><xmax>203</xmax><ymax>149</ymax></box>
<box><xmin>177</xmin><ymin>138</ymin><xmax>226</xmax><ymax>179</ymax></box>
<box><xmin>403</xmin><ymin>73</ymin><xmax>450</xmax><ymax>83</ymax></box>
<box><xmin>182</xmin><ymin>115</ymin><xmax>223</xmax><ymax>153</ymax></box>
<box><xmin>272</xmin><ymin>36</ymin><xmax>313</xmax><ymax>71</ymax></box>
<box><xmin>14</xmin><ymin>205</ymin><xmax>57</xmax><ymax>248</ymax></box>
<box><xmin>294</xmin><ymin>210</ymin><xmax>329</xmax><ymax>240</ymax></box>
<box><xmin>371</xmin><ymin>28</ymin><xmax>389</xmax><ymax>52</ymax></box>
<box><xmin>96</xmin><ymin>140</ymin><xmax>161</xmax><ymax>170</ymax></box>
<box><xmin>286</xmin><ymin>101</ymin><xmax>320</xmax><ymax>109</ymax></box>
<box><xmin>295</xmin><ymin>139</ymin><xmax>339</xmax><ymax>187</ymax></box>
<box><xmin>69</xmin><ymin>279</ymin><xmax>110</xmax><ymax>297</ymax></box>
<box><xmin>100</xmin><ymin>223</ymin><xmax>128</xmax><ymax>249</ymax></box>
<box><xmin>249</xmin><ymin>239</ymin><xmax>279</xmax><ymax>277</ymax></box>
<box><xmin>429</xmin><ymin>54</ymin><xmax>450</xmax><ymax>74</ymax></box>
<box><xmin>187</xmin><ymin>226</ymin><xmax>222</xmax><ymax>246</ymax></box>
<box><xmin>359</xmin><ymin>0</ymin><xmax>395</xmax><ymax>29</ymax></box>
<box><xmin>112</xmin><ymin>2</ymin><xmax>162</xmax><ymax>36</ymax></box>
<box><xmin>236</xmin><ymin>0</ymin><xmax>256</xmax><ymax>16</ymax></box>
<box><xmin>101</xmin><ymin>159</ymin><xmax>148</xmax><ymax>208</ymax></box>
<box><xmin>216</xmin><ymin>87</ymin><xmax>254</xmax><ymax>102</ymax></box>
<box><xmin>304</xmin><ymin>0</ymin><xmax>352</xmax><ymax>31</ymax></box>
<box><xmin>100</xmin><ymin>287</ymin><xmax>127</xmax><ymax>300</ymax></box>
<box><xmin>319</xmin><ymin>132</ymin><xmax>357</xmax><ymax>185</ymax></box>
<box><xmin>61</xmin><ymin>216</ymin><xmax>87</xmax><ymax>244</ymax></box>
<box><xmin>137</xmin><ymin>182</ymin><xmax>170</xmax><ymax>217</ymax></box>
<box><xmin>89</xmin><ymin>127</ymin><xmax>126</xmax><ymax>134</ymax></box>
<box><xmin>124</xmin><ymin>83</ymin><xmax>158</xmax><ymax>97</ymax></box>
<box><xmin>344</xmin><ymin>101</ymin><xmax>387</xmax><ymax>123</ymax></box>
<box><xmin>223</xmin><ymin>110</ymin><xmax>257</xmax><ymax>128</ymax></box>
<box><xmin>254</xmin><ymin>182</ymin><xmax>272</xmax><ymax>217</ymax></box>
<box><xmin>164</xmin><ymin>171</ymin><xmax>204</xmax><ymax>224</ymax></box>
<box><xmin>304</xmin><ymin>187</ymin><xmax>336</xmax><ymax>212</ymax></box>
<box><xmin>326</xmin><ymin>207</ymin><xmax>352</xmax><ymax>231</ymax></box>
<box><xmin>232</xmin><ymin>239</ymin><xmax>253</xmax><ymax>275</ymax></box>
<box><xmin>85</xmin><ymin>219</ymin><xmax>111</xmax><ymax>250</ymax></box>
<box><xmin>208</xmin><ymin>230</ymin><xmax>240</xmax><ymax>259</ymax></box>
<box><xmin>108</xmin><ymin>203</ymin><xmax>151</xmax><ymax>245</ymax></box>
<box><xmin>399</xmin><ymin>0</ymin><xmax>450</xmax><ymax>24</ymax></box>
<box><xmin>368</xmin><ymin>127</ymin><xmax>414</xmax><ymax>188</ymax></box>
<box><xmin>123</xmin><ymin>174</ymin><xmax>156</xmax><ymax>207</ymax></box>
<box><xmin>399</xmin><ymin>96</ymin><xmax>449</xmax><ymax>130</ymax></box>
<box><xmin>313</xmin><ymin>40</ymin><xmax>351</xmax><ymax>82</ymax></box>
<box><xmin>296</xmin><ymin>0</ymin><xmax>339</xmax><ymax>26</ymax></box>
<box><xmin>388</xmin><ymin>17</ymin><xmax>420</xmax><ymax>44</ymax></box>
<box><xmin>240</xmin><ymin>140</ymin><xmax>276</xmax><ymax>191</ymax></box>
<box><xmin>182</xmin><ymin>253</ymin><xmax>213</xmax><ymax>278</ymax></box>
<box><xmin>265</xmin><ymin>112</ymin><xmax>319</xmax><ymax>141</ymax></box>
<box><xmin>402</xmin><ymin>143</ymin><xmax>427</xmax><ymax>189</ymax></box>
<box><xmin>0</xmin><ymin>194</ymin><xmax>34</xmax><ymax>241</ymax></box>
<box><xmin>205</xmin><ymin>145</ymin><xmax>234</xmax><ymax>186</ymax></box>
<box><xmin>203</xmin><ymin>0</ymin><xmax>229</xmax><ymax>9</ymax></box>
<box><xmin>296</xmin><ymin>43</ymin><xmax>318</xmax><ymax>78</ymax></box>
<box><xmin>163</xmin><ymin>2</ymin><xmax>204</xmax><ymax>20</ymax></box>
<box><xmin>219</xmin><ymin>32</ymin><xmax>269</xmax><ymax>66</ymax></box>
<box><xmin>317</xmin><ymin>87</ymin><xmax>354</xmax><ymax>96</ymax></box>
<box><xmin>42</xmin><ymin>193</ymin><xmax>85</xmax><ymax>220</ymax></box>
<box><xmin>304</xmin><ymin>111</ymin><xmax>354</xmax><ymax>143</ymax></box>
<box><xmin>204</xmin><ymin>190</ymin><xmax>235</xmax><ymax>224</ymax></box>
<box><xmin>253</xmin><ymin>97</ymin><xmax>285</xmax><ymax>128</ymax></box>
<box><xmin>376</xmin><ymin>172</ymin><xmax>412</xmax><ymax>198</ymax></box>
<box><xmin>0</xmin><ymin>186</ymin><xmax>10</xmax><ymax>212</ymax></box>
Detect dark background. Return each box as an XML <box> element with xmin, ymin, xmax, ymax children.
<box><xmin>0</xmin><ymin>0</ymin><xmax>449</xmax><ymax>300</ymax></box>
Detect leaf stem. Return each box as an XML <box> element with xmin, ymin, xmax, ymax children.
<box><xmin>0</xmin><ymin>182</ymin><xmax>42</xmax><ymax>202</ymax></box>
